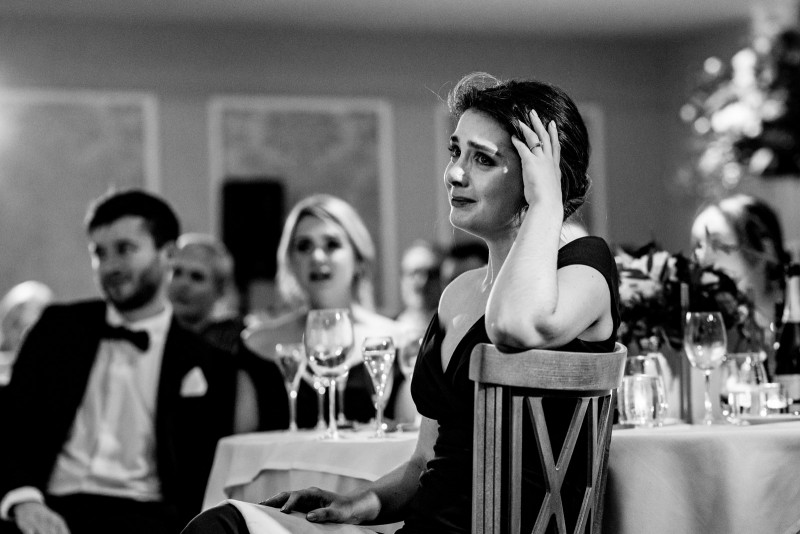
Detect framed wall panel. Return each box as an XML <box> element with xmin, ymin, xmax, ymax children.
<box><xmin>0</xmin><ymin>90</ymin><xmax>159</xmax><ymax>300</ymax></box>
<box><xmin>208</xmin><ymin>96</ymin><xmax>397</xmax><ymax>312</ymax></box>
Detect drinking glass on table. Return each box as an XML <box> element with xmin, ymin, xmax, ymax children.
<box><xmin>684</xmin><ymin>311</ymin><xmax>728</xmax><ymax>425</ymax></box>
<box><xmin>618</xmin><ymin>354</ymin><xmax>668</xmax><ymax>427</ymax></box>
<box><xmin>304</xmin><ymin>308</ymin><xmax>354</xmax><ymax>439</ymax></box>
<box><xmin>274</xmin><ymin>343</ymin><xmax>307</xmax><ymax>432</ymax></box>
<box><xmin>362</xmin><ymin>336</ymin><xmax>396</xmax><ymax>438</ymax></box>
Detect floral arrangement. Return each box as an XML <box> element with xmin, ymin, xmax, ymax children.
<box><xmin>616</xmin><ymin>243</ymin><xmax>751</xmax><ymax>353</ymax></box>
<box><xmin>679</xmin><ymin>28</ymin><xmax>800</xmax><ymax>197</ymax></box>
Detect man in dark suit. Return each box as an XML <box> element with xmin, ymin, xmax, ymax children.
<box><xmin>0</xmin><ymin>190</ymin><xmax>235</xmax><ymax>534</ymax></box>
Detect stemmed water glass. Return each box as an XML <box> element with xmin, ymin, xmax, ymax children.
<box><xmin>274</xmin><ymin>343</ymin><xmax>307</xmax><ymax>432</ymax></box>
<box><xmin>362</xmin><ymin>336</ymin><xmax>396</xmax><ymax>438</ymax></box>
<box><xmin>684</xmin><ymin>311</ymin><xmax>728</xmax><ymax>425</ymax></box>
<box><xmin>304</xmin><ymin>308</ymin><xmax>354</xmax><ymax>439</ymax></box>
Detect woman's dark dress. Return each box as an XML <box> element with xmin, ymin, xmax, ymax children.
<box><xmin>401</xmin><ymin>236</ymin><xmax>620</xmax><ymax>534</ymax></box>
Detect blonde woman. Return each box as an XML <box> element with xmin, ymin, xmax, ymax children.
<box><xmin>243</xmin><ymin>194</ymin><xmax>409</xmax><ymax>428</ymax></box>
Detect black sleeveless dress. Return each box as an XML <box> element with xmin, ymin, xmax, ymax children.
<box><xmin>401</xmin><ymin>236</ymin><xmax>620</xmax><ymax>534</ymax></box>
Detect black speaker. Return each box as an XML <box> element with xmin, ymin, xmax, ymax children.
<box><xmin>221</xmin><ymin>179</ymin><xmax>284</xmax><ymax>289</ymax></box>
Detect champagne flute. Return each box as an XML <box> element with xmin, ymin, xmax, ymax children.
<box><xmin>362</xmin><ymin>336</ymin><xmax>396</xmax><ymax>438</ymax></box>
<box><xmin>274</xmin><ymin>343</ymin><xmax>307</xmax><ymax>432</ymax></box>
<box><xmin>304</xmin><ymin>308</ymin><xmax>354</xmax><ymax>439</ymax></box>
<box><xmin>684</xmin><ymin>311</ymin><xmax>728</xmax><ymax>425</ymax></box>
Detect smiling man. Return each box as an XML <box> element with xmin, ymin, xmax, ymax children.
<box><xmin>0</xmin><ymin>190</ymin><xmax>235</xmax><ymax>534</ymax></box>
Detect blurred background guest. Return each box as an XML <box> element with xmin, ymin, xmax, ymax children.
<box><xmin>691</xmin><ymin>193</ymin><xmax>789</xmax><ymax>374</ymax></box>
<box><xmin>440</xmin><ymin>241</ymin><xmax>489</xmax><ymax>285</ymax></box>
<box><xmin>243</xmin><ymin>194</ymin><xmax>410</xmax><ymax>427</ymax></box>
<box><xmin>691</xmin><ymin>194</ymin><xmax>788</xmax><ymax>330</ymax></box>
<box><xmin>168</xmin><ymin>233</ymin><xmax>238</xmax><ymax>340</ymax></box>
<box><xmin>168</xmin><ymin>233</ymin><xmax>288</xmax><ymax>433</ymax></box>
<box><xmin>395</xmin><ymin>240</ymin><xmax>443</xmax><ymax>336</ymax></box>
<box><xmin>0</xmin><ymin>281</ymin><xmax>54</xmax><ymax>387</ymax></box>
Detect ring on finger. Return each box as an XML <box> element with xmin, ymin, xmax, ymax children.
<box><xmin>529</xmin><ymin>142</ymin><xmax>543</xmax><ymax>151</ymax></box>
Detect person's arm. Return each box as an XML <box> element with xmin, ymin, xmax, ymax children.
<box><xmin>262</xmin><ymin>415</ymin><xmax>437</xmax><ymax>524</ymax></box>
<box><xmin>233</xmin><ymin>370</ymin><xmax>259</xmax><ymax>434</ymax></box>
<box><xmin>487</xmin><ymin>111</ymin><xmax>609</xmax><ymax>349</ymax></box>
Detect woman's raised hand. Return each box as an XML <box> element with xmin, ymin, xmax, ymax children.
<box><xmin>260</xmin><ymin>487</ymin><xmax>381</xmax><ymax>524</ymax></box>
<box><xmin>510</xmin><ymin>109</ymin><xmax>562</xmax><ymax>210</ymax></box>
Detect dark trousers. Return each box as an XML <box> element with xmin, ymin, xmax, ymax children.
<box><xmin>0</xmin><ymin>493</ymin><xmax>180</xmax><ymax>534</ymax></box>
<box><xmin>182</xmin><ymin>504</ymin><xmax>249</xmax><ymax>534</ymax></box>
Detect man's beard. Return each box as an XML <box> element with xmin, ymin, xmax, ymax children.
<box><xmin>102</xmin><ymin>262</ymin><xmax>164</xmax><ymax>312</ymax></box>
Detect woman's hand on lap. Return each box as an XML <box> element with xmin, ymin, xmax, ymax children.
<box><xmin>260</xmin><ymin>487</ymin><xmax>380</xmax><ymax>524</ymax></box>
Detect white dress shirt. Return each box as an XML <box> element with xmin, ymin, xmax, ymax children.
<box><xmin>0</xmin><ymin>303</ymin><xmax>172</xmax><ymax>519</ymax></box>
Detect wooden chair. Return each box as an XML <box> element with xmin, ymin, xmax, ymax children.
<box><xmin>470</xmin><ymin>342</ymin><xmax>627</xmax><ymax>534</ymax></box>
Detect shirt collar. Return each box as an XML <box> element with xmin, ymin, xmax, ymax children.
<box><xmin>106</xmin><ymin>302</ymin><xmax>173</xmax><ymax>338</ymax></box>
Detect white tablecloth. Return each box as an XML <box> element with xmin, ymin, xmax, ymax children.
<box><xmin>203</xmin><ymin>430</ymin><xmax>418</xmax><ymax>510</ymax></box>
<box><xmin>605</xmin><ymin>421</ymin><xmax>800</xmax><ymax>534</ymax></box>
<box><xmin>204</xmin><ymin>423</ymin><xmax>800</xmax><ymax>534</ymax></box>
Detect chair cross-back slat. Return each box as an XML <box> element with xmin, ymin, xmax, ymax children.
<box><xmin>470</xmin><ymin>343</ymin><xmax>626</xmax><ymax>534</ymax></box>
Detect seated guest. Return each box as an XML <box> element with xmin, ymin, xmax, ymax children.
<box><xmin>168</xmin><ymin>233</ymin><xmax>288</xmax><ymax>433</ymax></box>
<box><xmin>395</xmin><ymin>240</ymin><xmax>443</xmax><ymax>337</ymax></box>
<box><xmin>691</xmin><ymin>194</ymin><xmax>789</xmax><ymax>373</ymax></box>
<box><xmin>440</xmin><ymin>240</ymin><xmax>488</xmax><ymax>285</ymax></box>
<box><xmin>183</xmin><ymin>72</ymin><xmax>618</xmax><ymax>534</ymax></box>
<box><xmin>0</xmin><ymin>189</ymin><xmax>236</xmax><ymax>534</ymax></box>
<box><xmin>242</xmin><ymin>194</ymin><xmax>410</xmax><ymax>427</ymax></box>
<box><xmin>0</xmin><ymin>281</ymin><xmax>54</xmax><ymax>387</ymax></box>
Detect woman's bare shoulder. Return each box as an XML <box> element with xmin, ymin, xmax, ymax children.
<box><xmin>439</xmin><ymin>267</ymin><xmax>487</xmax><ymax>323</ymax></box>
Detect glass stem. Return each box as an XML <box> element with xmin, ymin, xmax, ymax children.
<box><xmin>288</xmin><ymin>388</ymin><xmax>298</xmax><ymax>432</ymax></box>
<box><xmin>316</xmin><ymin>388</ymin><xmax>326</xmax><ymax>430</ymax></box>
<box><xmin>328</xmin><ymin>379</ymin><xmax>339</xmax><ymax>439</ymax></box>
<box><xmin>375</xmin><ymin>397</ymin><xmax>385</xmax><ymax>438</ymax></box>
<box><xmin>337</xmin><ymin>375</ymin><xmax>347</xmax><ymax>425</ymax></box>
<box><xmin>703</xmin><ymin>370</ymin><xmax>714</xmax><ymax>425</ymax></box>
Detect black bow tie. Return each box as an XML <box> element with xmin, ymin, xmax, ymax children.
<box><xmin>102</xmin><ymin>324</ymin><xmax>150</xmax><ymax>352</ymax></box>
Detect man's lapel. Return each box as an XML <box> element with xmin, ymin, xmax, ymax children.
<box><xmin>154</xmin><ymin>318</ymin><xmax>194</xmax><ymax>437</ymax></box>
<box><xmin>69</xmin><ymin>301</ymin><xmax>108</xmax><ymax>400</ymax></box>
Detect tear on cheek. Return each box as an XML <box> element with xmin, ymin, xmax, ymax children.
<box><xmin>502</xmin><ymin>166</ymin><xmax>509</xmax><ymax>174</ymax></box>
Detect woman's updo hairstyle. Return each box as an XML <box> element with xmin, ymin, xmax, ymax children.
<box><xmin>447</xmin><ymin>72</ymin><xmax>591</xmax><ymax>220</ymax></box>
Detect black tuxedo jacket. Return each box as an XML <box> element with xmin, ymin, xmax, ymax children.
<box><xmin>0</xmin><ymin>299</ymin><xmax>236</xmax><ymax>527</ymax></box>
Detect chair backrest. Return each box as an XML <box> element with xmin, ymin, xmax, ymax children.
<box><xmin>470</xmin><ymin>342</ymin><xmax>627</xmax><ymax>534</ymax></box>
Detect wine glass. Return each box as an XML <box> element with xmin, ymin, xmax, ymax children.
<box><xmin>274</xmin><ymin>343</ymin><xmax>307</xmax><ymax>432</ymax></box>
<box><xmin>304</xmin><ymin>308</ymin><xmax>354</xmax><ymax>439</ymax></box>
<box><xmin>362</xmin><ymin>336</ymin><xmax>396</xmax><ymax>438</ymax></box>
<box><xmin>684</xmin><ymin>311</ymin><xmax>728</xmax><ymax>425</ymax></box>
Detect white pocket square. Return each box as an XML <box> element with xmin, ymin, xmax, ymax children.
<box><xmin>180</xmin><ymin>366</ymin><xmax>208</xmax><ymax>397</ymax></box>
